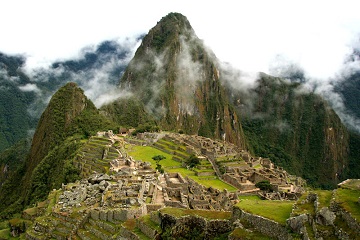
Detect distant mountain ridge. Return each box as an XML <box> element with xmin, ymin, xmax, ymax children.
<box><xmin>0</xmin><ymin>39</ymin><xmax>137</xmax><ymax>152</ymax></box>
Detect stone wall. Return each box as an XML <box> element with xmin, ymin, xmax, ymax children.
<box><xmin>90</xmin><ymin>207</ymin><xmax>144</xmax><ymax>222</ymax></box>
<box><xmin>195</xmin><ymin>171</ymin><xmax>215</xmax><ymax>177</ymax></box>
<box><xmin>118</xmin><ymin>226</ymin><xmax>140</xmax><ymax>240</ymax></box>
<box><xmin>136</xmin><ymin>219</ymin><xmax>159</xmax><ymax>239</ymax></box>
<box><xmin>223</xmin><ymin>174</ymin><xmax>242</xmax><ymax>189</ymax></box>
<box><xmin>249</xmin><ymin>172</ymin><xmax>271</xmax><ymax>184</ymax></box>
<box><xmin>232</xmin><ymin>206</ymin><xmax>291</xmax><ymax>240</ymax></box>
<box><xmin>159</xmin><ymin>213</ymin><xmax>233</xmax><ymax>239</ymax></box>
<box><xmin>331</xmin><ymin>200</ymin><xmax>360</xmax><ymax>235</ymax></box>
<box><xmin>146</xmin><ymin>204</ymin><xmax>163</xmax><ymax>213</ymax></box>
<box><xmin>164</xmin><ymin>173</ymin><xmax>188</xmax><ymax>192</ymax></box>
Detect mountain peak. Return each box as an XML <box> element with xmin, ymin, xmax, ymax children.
<box><xmin>112</xmin><ymin>13</ymin><xmax>247</xmax><ymax>148</ymax></box>
<box><xmin>138</xmin><ymin>12</ymin><xmax>194</xmax><ymax>53</ymax></box>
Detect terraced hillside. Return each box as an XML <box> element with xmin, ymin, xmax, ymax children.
<box><xmin>126</xmin><ymin>135</ymin><xmax>237</xmax><ymax>192</ymax></box>
<box><xmin>75</xmin><ymin>136</ymin><xmax>123</xmax><ymax>178</ymax></box>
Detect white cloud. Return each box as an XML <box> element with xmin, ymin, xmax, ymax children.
<box><xmin>18</xmin><ymin>83</ymin><xmax>41</xmax><ymax>93</ymax></box>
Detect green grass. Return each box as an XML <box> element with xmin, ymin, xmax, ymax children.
<box><xmin>0</xmin><ymin>221</ymin><xmax>8</xmax><ymax>230</ymax></box>
<box><xmin>338</xmin><ymin>179</ymin><xmax>360</xmax><ymax>190</ymax></box>
<box><xmin>23</xmin><ymin>207</ymin><xmax>38</xmax><ymax>216</ymax></box>
<box><xmin>292</xmin><ymin>192</ymin><xmax>315</xmax><ymax>216</ymax></box>
<box><xmin>237</xmin><ymin>195</ymin><xmax>294</xmax><ymax>225</ymax></box>
<box><xmin>335</xmin><ymin>188</ymin><xmax>360</xmax><ymax>221</ymax></box>
<box><xmin>127</xmin><ymin>146</ymin><xmax>237</xmax><ymax>192</ymax></box>
<box><xmin>314</xmin><ymin>190</ymin><xmax>332</xmax><ymax>208</ymax></box>
<box><xmin>128</xmin><ymin>146</ymin><xmax>180</xmax><ymax>168</ymax></box>
<box><xmin>141</xmin><ymin>215</ymin><xmax>161</xmax><ymax>231</ymax></box>
<box><xmin>190</xmin><ymin>176</ymin><xmax>237</xmax><ymax>192</ymax></box>
<box><xmin>0</xmin><ymin>228</ymin><xmax>10</xmax><ymax>239</ymax></box>
<box><xmin>230</xmin><ymin>227</ymin><xmax>274</xmax><ymax>240</ymax></box>
<box><xmin>160</xmin><ymin>208</ymin><xmax>231</xmax><ymax>219</ymax></box>
<box><xmin>167</xmin><ymin>167</ymin><xmax>237</xmax><ymax>192</ymax></box>
<box><xmin>167</xmin><ymin>167</ymin><xmax>195</xmax><ymax>176</ymax></box>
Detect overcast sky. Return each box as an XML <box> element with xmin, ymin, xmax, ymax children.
<box><xmin>1</xmin><ymin>0</ymin><xmax>360</xmax><ymax>79</ymax></box>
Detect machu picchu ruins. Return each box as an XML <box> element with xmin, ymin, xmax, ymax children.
<box><xmin>21</xmin><ymin>130</ymin><xmax>316</xmax><ymax>239</ymax></box>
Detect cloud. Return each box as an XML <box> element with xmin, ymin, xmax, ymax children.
<box><xmin>24</xmin><ymin>37</ymin><xmax>141</xmax><ymax>110</ymax></box>
<box><xmin>18</xmin><ymin>83</ymin><xmax>41</xmax><ymax>94</ymax></box>
<box><xmin>174</xmin><ymin>35</ymin><xmax>203</xmax><ymax>115</ymax></box>
<box><xmin>220</xmin><ymin>62</ymin><xmax>259</xmax><ymax>91</ymax></box>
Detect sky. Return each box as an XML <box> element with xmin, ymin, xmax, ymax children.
<box><xmin>1</xmin><ymin>0</ymin><xmax>360</xmax><ymax>80</ymax></box>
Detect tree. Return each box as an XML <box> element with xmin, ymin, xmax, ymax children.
<box><xmin>152</xmin><ymin>155</ymin><xmax>166</xmax><ymax>161</ymax></box>
<box><xmin>255</xmin><ymin>180</ymin><xmax>274</xmax><ymax>192</ymax></box>
<box><xmin>152</xmin><ymin>155</ymin><xmax>165</xmax><ymax>173</ymax></box>
<box><xmin>186</xmin><ymin>154</ymin><xmax>200</xmax><ymax>168</ymax></box>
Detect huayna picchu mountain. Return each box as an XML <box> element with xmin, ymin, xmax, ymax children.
<box><xmin>103</xmin><ymin>12</ymin><xmax>247</xmax><ymax>148</ymax></box>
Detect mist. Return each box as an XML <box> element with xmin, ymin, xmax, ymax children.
<box><xmin>22</xmin><ymin>37</ymin><xmax>141</xmax><ymax>114</ymax></box>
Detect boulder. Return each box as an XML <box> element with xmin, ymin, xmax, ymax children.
<box><xmin>316</xmin><ymin>207</ymin><xmax>336</xmax><ymax>226</ymax></box>
<box><xmin>287</xmin><ymin>214</ymin><xmax>308</xmax><ymax>233</ymax></box>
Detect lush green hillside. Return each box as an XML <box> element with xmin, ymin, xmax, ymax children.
<box><xmin>234</xmin><ymin>74</ymin><xmax>350</xmax><ymax>188</ymax></box>
<box><xmin>0</xmin><ymin>82</ymin><xmax>117</xmax><ymax>217</ymax></box>
<box><xmin>0</xmin><ymin>53</ymin><xmax>37</xmax><ymax>152</ymax></box>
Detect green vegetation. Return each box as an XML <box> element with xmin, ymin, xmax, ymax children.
<box><xmin>292</xmin><ymin>192</ymin><xmax>315</xmax><ymax>216</ymax></box>
<box><xmin>240</xmin><ymin>74</ymin><xmax>348</xmax><ymax>189</ymax></box>
<box><xmin>335</xmin><ymin>188</ymin><xmax>360</xmax><ymax>220</ymax></box>
<box><xmin>140</xmin><ymin>215</ymin><xmax>161</xmax><ymax>232</ymax></box>
<box><xmin>0</xmin><ymin>228</ymin><xmax>10</xmax><ymax>239</ymax></box>
<box><xmin>152</xmin><ymin>155</ymin><xmax>166</xmax><ymax>173</ymax></box>
<box><xmin>255</xmin><ymin>180</ymin><xmax>274</xmax><ymax>192</ymax></box>
<box><xmin>189</xmin><ymin>176</ymin><xmax>237</xmax><ymax>192</ymax></box>
<box><xmin>237</xmin><ymin>195</ymin><xmax>294</xmax><ymax>225</ymax></box>
<box><xmin>0</xmin><ymin>82</ymin><xmax>120</xmax><ymax>218</ymax></box>
<box><xmin>128</xmin><ymin>144</ymin><xmax>236</xmax><ymax>191</ymax></box>
<box><xmin>230</xmin><ymin>227</ymin><xmax>274</xmax><ymax>240</ymax></box>
<box><xmin>314</xmin><ymin>190</ymin><xmax>333</xmax><ymax>209</ymax></box>
<box><xmin>0</xmin><ymin>54</ymin><xmax>38</xmax><ymax>152</ymax></box>
<box><xmin>338</xmin><ymin>179</ymin><xmax>360</xmax><ymax>190</ymax></box>
<box><xmin>26</xmin><ymin>136</ymin><xmax>83</xmax><ymax>205</ymax></box>
<box><xmin>185</xmin><ymin>154</ymin><xmax>200</xmax><ymax>168</ymax></box>
<box><xmin>128</xmin><ymin>145</ymin><xmax>178</xmax><ymax>168</ymax></box>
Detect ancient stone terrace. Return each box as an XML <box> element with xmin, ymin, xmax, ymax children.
<box><xmin>153</xmin><ymin>132</ymin><xmax>304</xmax><ymax>194</ymax></box>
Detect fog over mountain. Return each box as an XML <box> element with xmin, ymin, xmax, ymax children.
<box><xmin>2</xmin><ymin>1</ymin><xmax>360</xmax><ymax>133</ymax></box>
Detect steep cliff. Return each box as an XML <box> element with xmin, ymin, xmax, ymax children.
<box><xmin>236</xmin><ymin>74</ymin><xmax>349</xmax><ymax>188</ymax></box>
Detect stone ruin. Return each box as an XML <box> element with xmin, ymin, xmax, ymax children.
<box><xmin>156</xmin><ymin>133</ymin><xmax>305</xmax><ymax>197</ymax></box>
<box><xmin>57</xmin><ymin>131</ymin><xmax>305</xmax><ymax>223</ymax></box>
